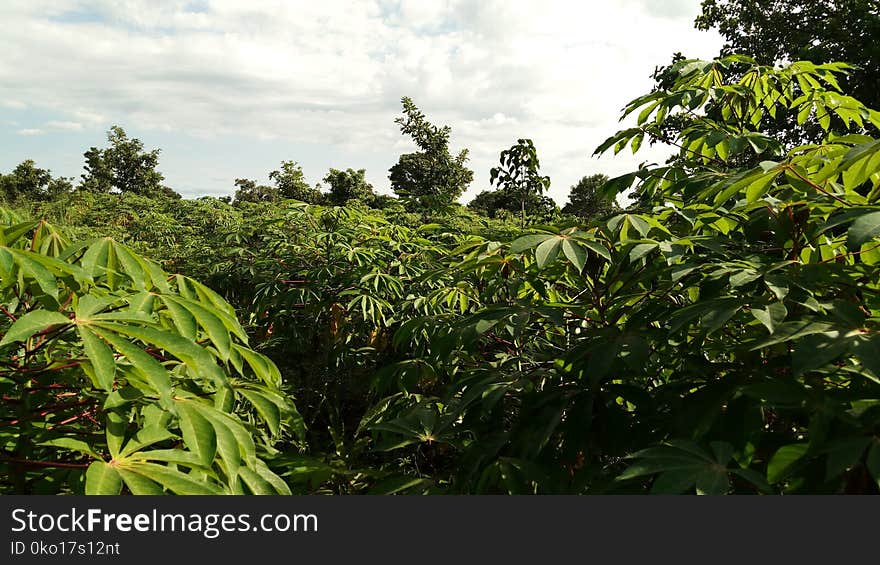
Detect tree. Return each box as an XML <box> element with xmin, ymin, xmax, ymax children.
<box><xmin>270</xmin><ymin>160</ymin><xmax>322</xmax><ymax>203</ymax></box>
<box><xmin>489</xmin><ymin>139</ymin><xmax>551</xmax><ymax>227</ymax></box>
<box><xmin>80</xmin><ymin>126</ymin><xmax>175</xmax><ymax>197</ymax></box>
<box><xmin>467</xmin><ymin>190</ymin><xmax>507</xmax><ymax>218</ymax></box>
<box><xmin>323</xmin><ymin>168</ymin><xmax>375</xmax><ymax>206</ymax></box>
<box><xmin>389</xmin><ymin>97</ymin><xmax>473</xmax><ymax>212</ymax></box>
<box><xmin>694</xmin><ymin>0</ymin><xmax>880</xmax><ymax>144</ymax></box>
<box><xmin>562</xmin><ymin>174</ymin><xmax>617</xmax><ymax>219</ymax></box>
<box><xmin>0</xmin><ymin>160</ymin><xmax>73</xmax><ymax>202</ymax></box>
<box><xmin>232</xmin><ymin>178</ymin><xmax>279</xmax><ymax>204</ymax></box>
<box><xmin>468</xmin><ymin>188</ymin><xmax>556</xmax><ymax>220</ymax></box>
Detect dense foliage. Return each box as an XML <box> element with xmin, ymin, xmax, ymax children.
<box><xmin>0</xmin><ymin>212</ymin><xmax>300</xmax><ymax>494</ymax></box>
<box><xmin>697</xmin><ymin>0</ymin><xmax>879</xmax><ymax>111</ymax></box>
<box><xmin>3</xmin><ymin>53</ymin><xmax>880</xmax><ymax>495</ymax></box>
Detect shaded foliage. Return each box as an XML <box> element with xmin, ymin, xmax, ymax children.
<box><xmin>562</xmin><ymin>174</ymin><xmax>617</xmax><ymax>219</ymax></box>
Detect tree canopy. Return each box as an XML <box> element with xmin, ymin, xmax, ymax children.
<box><xmin>323</xmin><ymin>168</ymin><xmax>375</xmax><ymax>206</ymax></box>
<box><xmin>562</xmin><ymin>174</ymin><xmax>617</xmax><ymax>219</ymax></box>
<box><xmin>489</xmin><ymin>139</ymin><xmax>552</xmax><ymax>226</ymax></box>
<box><xmin>694</xmin><ymin>0</ymin><xmax>880</xmax><ymax>145</ymax></box>
<box><xmin>0</xmin><ymin>160</ymin><xmax>72</xmax><ymax>202</ymax></box>
<box><xmin>270</xmin><ymin>160</ymin><xmax>322</xmax><ymax>203</ymax></box>
<box><xmin>388</xmin><ymin>97</ymin><xmax>473</xmax><ymax>212</ymax></box>
<box><xmin>80</xmin><ymin>126</ymin><xmax>176</xmax><ymax>198</ymax></box>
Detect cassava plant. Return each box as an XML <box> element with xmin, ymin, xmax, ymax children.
<box><xmin>0</xmin><ymin>211</ymin><xmax>303</xmax><ymax>494</ymax></box>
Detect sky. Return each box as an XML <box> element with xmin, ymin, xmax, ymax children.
<box><xmin>0</xmin><ymin>0</ymin><xmax>722</xmax><ymax>204</ymax></box>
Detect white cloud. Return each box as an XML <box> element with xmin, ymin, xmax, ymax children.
<box><xmin>0</xmin><ymin>0</ymin><xmax>722</xmax><ymax>201</ymax></box>
<box><xmin>46</xmin><ymin>120</ymin><xmax>84</xmax><ymax>131</ymax></box>
<box><xmin>17</xmin><ymin>128</ymin><xmax>44</xmax><ymax>136</ymax></box>
<box><xmin>2</xmin><ymin>100</ymin><xmax>27</xmax><ymax>109</ymax></box>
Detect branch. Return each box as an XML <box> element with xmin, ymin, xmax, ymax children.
<box><xmin>0</xmin><ymin>456</ymin><xmax>91</xmax><ymax>469</ymax></box>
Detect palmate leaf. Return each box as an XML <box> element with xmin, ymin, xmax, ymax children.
<box><xmin>617</xmin><ymin>441</ymin><xmax>767</xmax><ymax>495</ymax></box>
<box><xmin>509</xmin><ymin>234</ymin><xmax>554</xmax><ymax>254</ymax></box>
<box><xmin>0</xmin><ymin>247</ymin><xmax>65</xmax><ymax>300</ymax></box>
<box><xmin>85</xmin><ymin>461</ymin><xmax>123</xmax><ymax>495</ymax></box>
<box><xmin>176</xmin><ymin>400</ymin><xmax>218</xmax><ymax>467</ymax></box>
<box><xmin>0</xmin><ymin>220</ymin><xmax>39</xmax><ymax>247</ymax></box>
<box><xmin>78</xmin><ymin>326</ymin><xmax>116</xmax><ymax>391</ymax></box>
<box><xmin>767</xmin><ymin>444</ymin><xmax>809</xmax><ymax>484</ymax></box>
<box><xmin>116</xmin><ymin>461</ymin><xmax>224</xmax><ymax>495</ymax></box>
<box><xmin>92</xmin><ymin>321</ymin><xmax>228</xmax><ymax>387</ymax></box>
<box><xmin>1</xmin><ymin>214</ymin><xmax>297</xmax><ymax>496</ymax></box>
<box><xmin>0</xmin><ymin>310</ymin><xmax>70</xmax><ymax>346</ymax></box>
<box><xmin>847</xmin><ymin>210</ymin><xmax>880</xmax><ymax>251</ymax></box>
<box><xmin>90</xmin><ymin>327</ymin><xmax>173</xmax><ymax>399</ymax></box>
<box><xmin>561</xmin><ymin>239</ymin><xmax>587</xmax><ymax>272</ymax></box>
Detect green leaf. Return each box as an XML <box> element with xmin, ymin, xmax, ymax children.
<box><xmin>509</xmin><ymin>234</ymin><xmax>553</xmax><ymax>254</ymax></box>
<box><xmin>186</xmin><ymin>401</ymin><xmax>241</xmax><ymax>474</ymax></box>
<box><xmin>0</xmin><ymin>310</ymin><xmax>69</xmax><ymax>346</ymax></box>
<box><xmin>561</xmin><ymin>239</ymin><xmax>587</xmax><ymax>272</ymax></box>
<box><xmin>650</xmin><ymin>470</ymin><xmax>698</xmax><ymax>494</ymax></box>
<box><xmin>0</xmin><ymin>220</ymin><xmax>38</xmax><ymax>246</ymax></box>
<box><xmin>119</xmin><ymin>426</ymin><xmax>176</xmax><ymax>458</ymax></box>
<box><xmin>852</xmin><ymin>335</ymin><xmax>880</xmax><ymax>382</ymax></box>
<box><xmin>254</xmin><ymin>459</ymin><xmax>292</xmax><ymax>495</ymax></box>
<box><xmin>576</xmin><ymin>238</ymin><xmax>612</xmax><ymax>261</ymax></box>
<box><xmin>232</xmin><ymin>344</ymin><xmax>282</xmax><ymax>388</ymax></box>
<box><xmin>39</xmin><ymin>437</ymin><xmax>101</xmax><ymax>459</ymax></box>
<box><xmin>78</xmin><ymin>326</ymin><xmax>116</xmax><ymax>391</ymax></box>
<box><xmin>239</xmin><ymin>389</ymin><xmax>281</xmax><ymax>437</ymax></box>
<box><xmin>177</xmin><ymin>400</ymin><xmax>218</xmax><ymax>467</ymax></box>
<box><xmin>93</xmin><ymin>328</ymin><xmax>172</xmax><ymax>399</ymax></box>
<box><xmin>767</xmin><ymin>444</ymin><xmax>809</xmax><ymax>484</ymax></box>
<box><xmin>120</xmin><ymin>462</ymin><xmax>223</xmax><ymax>494</ymax></box>
<box><xmin>824</xmin><ymin>437</ymin><xmax>871</xmax><ymax>480</ymax></box>
<box><xmin>7</xmin><ymin>248</ymin><xmax>61</xmax><ymax>299</ymax></box>
<box><xmin>238</xmin><ymin>466</ymin><xmax>276</xmax><ymax>495</ymax></box>
<box><xmin>628</xmin><ymin>243</ymin><xmax>656</xmax><ymax>263</ymax></box>
<box><xmin>534</xmin><ymin>237</ymin><xmax>562</xmax><ymax>269</ymax></box>
<box><xmin>106</xmin><ymin>410</ymin><xmax>127</xmax><ymax>460</ymax></box>
<box><xmin>369</xmin><ymin>476</ymin><xmax>433</xmax><ymax>494</ymax></box>
<box><xmin>847</xmin><ymin>211</ymin><xmax>880</xmax><ymax>251</ymax></box>
<box><xmin>85</xmin><ymin>461</ymin><xmax>123</xmax><ymax>495</ymax></box>
<box><xmin>745</xmin><ymin>171</ymin><xmax>778</xmax><ymax>203</ymax></box>
<box><xmin>730</xmin><ymin>468</ymin><xmax>773</xmax><ymax>493</ymax></box>
<box><xmin>695</xmin><ymin>467</ymin><xmax>729</xmax><ymax>495</ymax></box>
<box><xmin>751</xmin><ymin>302</ymin><xmax>787</xmax><ymax>333</ymax></box>
<box><xmin>117</xmin><ymin>469</ymin><xmax>164</xmax><ymax>495</ymax></box>
<box><xmin>93</xmin><ymin>321</ymin><xmax>227</xmax><ymax>387</ymax></box>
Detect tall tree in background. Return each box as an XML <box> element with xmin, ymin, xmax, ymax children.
<box><xmin>270</xmin><ymin>160</ymin><xmax>322</xmax><ymax>203</ymax></box>
<box><xmin>323</xmin><ymin>168</ymin><xmax>375</xmax><ymax>206</ymax></box>
<box><xmin>389</xmin><ymin>97</ymin><xmax>473</xmax><ymax>212</ymax></box>
<box><xmin>232</xmin><ymin>177</ymin><xmax>278</xmax><ymax>204</ymax></box>
<box><xmin>696</xmin><ymin>0</ymin><xmax>879</xmax><ymax>107</ymax></box>
<box><xmin>489</xmin><ymin>138</ymin><xmax>551</xmax><ymax>227</ymax></box>
<box><xmin>562</xmin><ymin>173</ymin><xmax>617</xmax><ymax>219</ymax></box>
<box><xmin>80</xmin><ymin>126</ymin><xmax>176</xmax><ymax>197</ymax></box>
<box><xmin>0</xmin><ymin>160</ymin><xmax>73</xmax><ymax>202</ymax></box>
<box><xmin>233</xmin><ymin>161</ymin><xmax>322</xmax><ymax>205</ymax></box>
<box><xmin>695</xmin><ymin>0</ymin><xmax>880</xmax><ymax>144</ymax></box>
